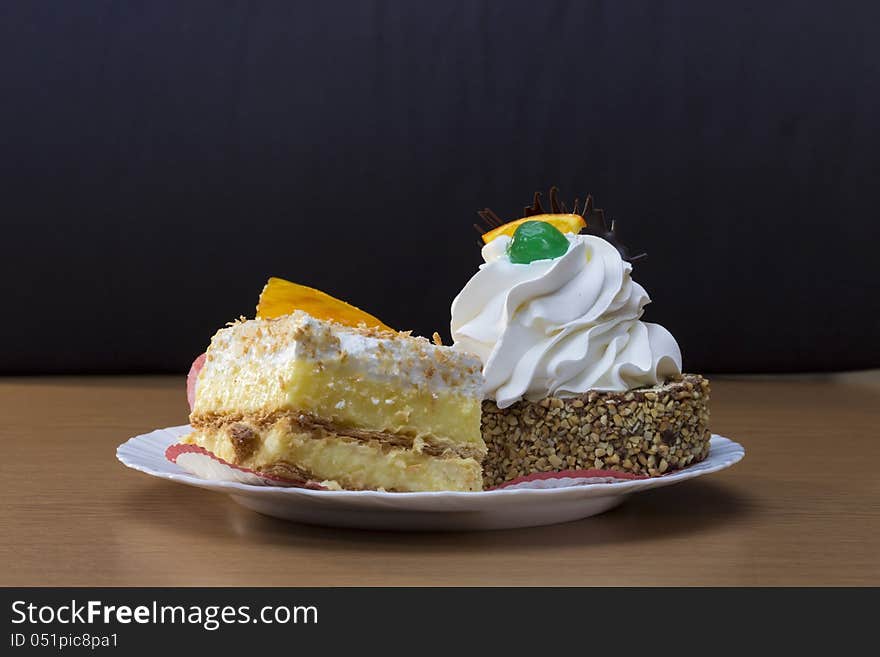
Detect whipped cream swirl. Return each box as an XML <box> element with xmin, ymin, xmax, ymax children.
<box><xmin>451</xmin><ymin>233</ymin><xmax>682</xmax><ymax>408</ymax></box>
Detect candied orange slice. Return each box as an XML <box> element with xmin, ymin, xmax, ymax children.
<box><xmin>481</xmin><ymin>213</ymin><xmax>586</xmax><ymax>245</ymax></box>
<box><xmin>256</xmin><ymin>277</ymin><xmax>394</xmax><ymax>331</ymax></box>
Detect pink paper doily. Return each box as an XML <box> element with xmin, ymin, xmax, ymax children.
<box><xmin>166</xmin><ymin>443</ymin><xmax>653</xmax><ymax>491</ymax></box>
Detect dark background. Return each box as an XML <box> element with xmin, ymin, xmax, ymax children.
<box><xmin>2</xmin><ymin>1</ymin><xmax>878</xmax><ymax>375</ymax></box>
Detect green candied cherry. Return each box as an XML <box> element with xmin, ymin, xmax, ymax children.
<box><xmin>507</xmin><ymin>220</ymin><xmax>570</xmax><ymax>264</ymax></box>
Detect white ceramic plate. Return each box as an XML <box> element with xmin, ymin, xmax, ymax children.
<box><xmin>117</xmin><ymin>425</ymin><xmax>744</xmax><ymax>530</ymax></box>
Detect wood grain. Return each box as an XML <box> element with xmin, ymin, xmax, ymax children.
<box><xmin>1</xmin><ymin>373</ymin><xmax>878</xmax><ymax>586</ymax></box>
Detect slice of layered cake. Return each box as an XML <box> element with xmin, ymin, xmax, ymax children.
<box><xmin>183</xmin><ymin>280</ymin><xmax>485</xmax><ymax>492</ymax></box>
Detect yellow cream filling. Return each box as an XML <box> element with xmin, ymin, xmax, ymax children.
<box><xmin>284</xmin><ymin>360</ymin><xmax>482</xmax><ymax>446</ymax></box>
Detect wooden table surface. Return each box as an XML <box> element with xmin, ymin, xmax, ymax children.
<box><xmin>1</xmin><ymin>373</ymin><xmax>878</xmax><ymax>586</ymax></box>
